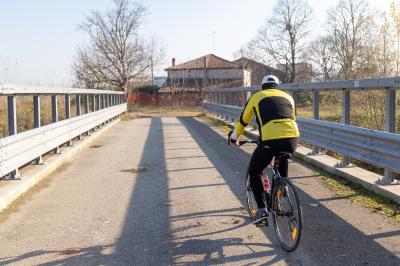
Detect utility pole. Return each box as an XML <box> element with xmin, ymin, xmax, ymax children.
<box><xmin>151</xmin><ymin>56</ymin><xmax>154</xmax><ymax>85</ymax></box>
<box><xmin>212</xmin><ymin>31</ymin><xmax>216</xmax><ymax>54</ymax></box>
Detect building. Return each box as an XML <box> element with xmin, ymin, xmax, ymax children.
<box><xmin>164</xmin><ymin>54</ymin><xmax>243</xmax><ymax>88</ymax></box>
<box><xmin>164</xmin><ymin>54</ymin><xmax>286</xmax><ymax>89</ymax></box>
<box><xmin>232</xmin><ymin>57</ymin><xmax>286</xmax><ymax>87</ymax></box>
<box><xmin>277</xmin><ymin>62</ymin><xmax>313</xmax><ymax>82</ymax></box>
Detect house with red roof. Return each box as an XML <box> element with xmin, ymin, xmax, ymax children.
<box><xmin>165</xmin><ymin>54</ymin><xmax>243</xmax><ymax>89</ymax></box>
<box><xmin>164</xmin><ymin>54</ymin><xmax>286</xmax><ymax>89</ymax></box>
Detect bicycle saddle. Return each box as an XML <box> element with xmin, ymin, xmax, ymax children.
<box><xmin>275</xmin><ymin>152</ymin><xmax>291</xmax><ymax>160</ymax></box>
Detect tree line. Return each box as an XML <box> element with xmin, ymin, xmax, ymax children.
<box><xmin>238</xmin><ymin>0</ymin><xmax>400</xmax><ymax>82</ymax></box>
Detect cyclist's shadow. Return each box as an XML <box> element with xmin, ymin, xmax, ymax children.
<box><xmin>172</xmin><ymin>237</ymin><xmax>280</xmax><ymax>265</ymax></box>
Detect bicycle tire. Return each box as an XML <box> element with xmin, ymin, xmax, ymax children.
<box><xmin>245</xmin><ymin>171</ymin><xmax>258</xmax><ymax>220</ymax></box>
<box><xmin>271</xmin><ymin>178</ymin><xmax>303</xmax><ymax>252</ymax></box>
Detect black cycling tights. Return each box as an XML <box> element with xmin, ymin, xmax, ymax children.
<box><xmin>248</xmin><ymin>138</ymin><xmax>298</xmax><ymax>209</ymax></box>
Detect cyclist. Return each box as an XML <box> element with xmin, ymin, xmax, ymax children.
<box><xmin>228</xmin><ymin>75</ymin><xmax>300</xmax><ymax>226</ymax></box>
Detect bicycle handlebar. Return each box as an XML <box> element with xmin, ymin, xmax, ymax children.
<box><xmin>237</xmin><ymin>140</ymin><xmax>258</xmax><ymax>146</ymax></box>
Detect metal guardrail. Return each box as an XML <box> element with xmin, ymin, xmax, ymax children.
<box><xmin>203</xmin><ymin>101</ymin><xmax>400</xmax><ymax>181</ymax></box>
<box><xmin>203</xmin><ymin>77</ymin><xmax>399</xmax><ymax>184</ymax></box>
<box><xmin>0</xmin><ymin>105</ymin><xmax>126</xmax><ymax>177</ymax></box>
<box><xmin>0</xmin><ymin>84</ymin><xmax>127</xmax><ymax>178</ymax></box>
<box><xmin>203</xmin><ymin>77</ymin><xmax>400</xmax><ymax>92</ymax></box>
<box><xmin>0</xmin><ymin>84</ymin><xmax>122</xmax><ymax>95</ymax></box>
<box><xmin>298</xmin><ymin>117</ymin><xmax>400</xmax><ymax>174</ymax></box>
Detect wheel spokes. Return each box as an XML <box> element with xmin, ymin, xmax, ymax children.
<box><xmin>273</xmin><ymin>181</ymin><xmax>302</xmax><ymax>250</ymax></box>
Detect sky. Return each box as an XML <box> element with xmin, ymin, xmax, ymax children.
<box><xmin>0</xmin><ymin>0</ymin><xmax>395</xmax><ymax>86</ymax></box>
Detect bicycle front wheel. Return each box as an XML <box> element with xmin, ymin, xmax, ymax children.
<box><xmin>271</xmin><ymin>178</ymin><xmax>303</xmax><ymax>251</ymax></box>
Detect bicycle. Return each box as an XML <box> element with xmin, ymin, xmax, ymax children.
<box><xmin>237</xmin><ymin>139</ymin><xmax>303</xmax><ymax>252</ymax></box>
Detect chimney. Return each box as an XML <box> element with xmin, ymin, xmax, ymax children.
<box><xmin>172</xmin><ymin>58</ymin><xmax>175</xmax><ymax>66</ymax></box>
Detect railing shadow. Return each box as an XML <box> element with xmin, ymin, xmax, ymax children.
<box><xmin>112</xmin><ymin>117</ymin><xmax>172</xmax><ymax>265</ymax></box>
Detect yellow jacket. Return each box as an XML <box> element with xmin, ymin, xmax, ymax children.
<box><xmin>235</xmin><ymin>88</ymin><xmax>300</xmax><ymax>141</ymax></box>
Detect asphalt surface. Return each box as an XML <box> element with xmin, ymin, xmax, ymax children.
<box><xmin>0</xmin><ymin>115</ymin><xmax>399</xmax><ymax>265</ymax></box>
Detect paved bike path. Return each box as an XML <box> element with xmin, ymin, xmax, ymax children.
<box><xmin>0</xmin><ymin>116</ymin><xmax>398</xmax><ymax>265</ymax></box>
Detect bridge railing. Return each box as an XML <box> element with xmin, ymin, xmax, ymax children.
<box><xmin>203</xmin><ymin>77</ymin><xmax>400</xmax><ymax>184</ymax></box>
<box><xmin>0</xmin><ymin>84</ymin><xmax>127</xmax><ymax>179</ymax></box>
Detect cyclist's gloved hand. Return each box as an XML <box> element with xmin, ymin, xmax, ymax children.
<box><xmin>228</xmin><ymin>130</ymin><xmax>238</xmax><ymax>146</ymax></box>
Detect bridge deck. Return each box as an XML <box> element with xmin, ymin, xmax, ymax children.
<box><xmin>0</xmin><ymin>115</ymin><xmax>399</xmax><ymax>265</ymax></box>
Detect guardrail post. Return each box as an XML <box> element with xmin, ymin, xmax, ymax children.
<box><xmin>65</xmin><ymin>95</ymin><xmax>72</xmax><ymax>146</ymax></box>
<box><xmin>33</xmin><ymin>95</ymin><xmax>40</xmax><ymax>129</ymax></box>
<box><xmin>33</xmin><ymin>95</ymin><xmax>44</xmax><ymax>164</ymax></box>
<box><xmin>381</xmin><ymin>88</ymin><xmax>397</xmax><ymax>184</ymax></box>
<box><xmin>309</xmin><ymin>90</ymin><xmax>320</xmax><ymax>155</ymax></box>
<box><xmin>51</xmin><ymin>95</ymin><xmax>60</xmax><ymax>154</ymax></box>
<box><xmin>97</xmin><ymin>95</ymin><xmax>101</xmax><ymax>110</ymax></box>
<box><xmin>76</xmin><ymin>95</ymin><xmax>83</xmax><ymax>139</ymax></box>
<box><xmin>83</xmin><ymin>95</ymin><xmax>90</xmax><ymax>135</ymax></box>
<box><xmin>7</xmin><ymin>95</ymin><xmax>20</xmax><ymax>179</ymax></box>
<box><xmin>339</xmin><ymin>88</ymin><xmax>351</xmax><ymax>167</ymax></box>
<box><xmin>7</xmin><ymin>96</ymin><xmax>17</xmax><ymax>136</ymax></box>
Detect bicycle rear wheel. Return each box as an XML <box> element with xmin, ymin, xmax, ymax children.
<box><xmin>245</xmin><ymin>171</ymin><xmax>258</xmax><ymax>220</ymax></box>
<box><xmin>271</xmin><ymin>178</ymin><xmax>303</xmax><ymax>251</ymax></box>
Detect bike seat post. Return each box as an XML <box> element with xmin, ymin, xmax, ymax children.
<box><xmin>273</xmin><ymin>156</ymin><xmax>280</xmax><ymax>169</ymax></box>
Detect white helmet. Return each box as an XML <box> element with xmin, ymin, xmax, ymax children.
<box><xmin>261</xmin><ymin>75</ymin><xmax>280</xmax><ymax>86</ymax></box>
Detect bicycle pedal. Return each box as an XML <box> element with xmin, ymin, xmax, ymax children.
<box><xmin>254</xmin><ymin>218</ymin><xmax>269</xmax><ymax>227</ymax></box>
<box><xmin>256</xmin><ymin>220</ymin><xmax>269</xmax><ymax>227</ymax></box>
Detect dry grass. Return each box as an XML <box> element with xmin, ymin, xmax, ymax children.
<box><xmin>320</xmin><ymin>172</ymin><xmax>400</xmax><ymax>225</ymax></box>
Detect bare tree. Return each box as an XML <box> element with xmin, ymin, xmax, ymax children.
<box><xmin>390</xmin><ymin>1</ymin><xmax>400</xmax><ymax>75</ymax></box>
<box><xmin>307</xmin><ymin>36</ymin><xmax>336</xmax><ymax>81</ymax></box>
<box><xmin>73</xmin><ymin>0</ymin><xmax>165</xmax><ymax>91</ymax></box>
<box><xmin>326</xmin><ymin>0</ymin><xmax>375</xmax><ymax>79</ymax></box>
<box><xmin>245</xmin><ymin>0</ymin><xmax>313</xmax><ymax>82</ymax></box>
